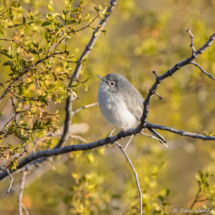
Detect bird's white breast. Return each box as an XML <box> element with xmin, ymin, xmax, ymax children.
<box><xmin>97</xmin><ymin>82</ymin><xmax>138</xmax><ymax>129</ymax></box>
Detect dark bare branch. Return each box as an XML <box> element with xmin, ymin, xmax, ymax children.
<box><xmin>146</xmin><ymin>122</ymin><xmax>215</xmax><ymax>140</ymax></box>
<box><xmin>141</xmin><ymin>32</ymin><xmax>215</xmax><ymax>125</ymax></box>
<box><xmin>191</xmin><ymin>61</ymin><xmax>215</xmax><ymax>80</ymax></box>
<box><xmin>140</xmin><ymin>131</ymin><xmax>168</xmax><ymax>147</ymax></box>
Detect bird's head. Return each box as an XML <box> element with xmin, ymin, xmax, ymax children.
<box><xmin>97</xmin><ymin>73</ymin><xmax>129</xmax><ymax>93</ymax></box>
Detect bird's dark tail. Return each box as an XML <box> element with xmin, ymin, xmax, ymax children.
<box><xmin>147</xmin><ymin>128</ymin><xmax>166</xmax><ymax>144</ymax></box>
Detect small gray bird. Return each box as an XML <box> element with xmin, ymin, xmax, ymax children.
<box><xmin>97</xmin><ymin>73</ymin><xmax>166</xmax><ymax>143</ymax></box>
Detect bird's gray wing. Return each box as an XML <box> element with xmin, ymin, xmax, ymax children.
<box><xmin>121</xmin><ymin>86</ymin><xmax>166</xmax><ymax>143</ymax></box>
<box><xmin>122</xmin><ymin>86</ymin><xmax>144</xmax><ymax>120</ymax></box>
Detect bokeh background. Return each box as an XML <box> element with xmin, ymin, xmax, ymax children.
<box><xmin>1</xmin><ymin>0</ymin><xmax>215</xmax><ymax>214</ymax></box>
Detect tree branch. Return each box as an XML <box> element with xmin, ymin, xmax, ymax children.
<box><xmin>145</xmin><ymin>122</ymin><xmax>215</xmax><ymax>141</ymax></box>
<box><xmin>185</xmin><ymin>187</ymin><xmax>201</xmax><ymax>215</ymax></box>
<box><xmin>140</xmin><ymin>131</ymin><xmax>168</xmax><ymax>147</ymax></box>
<box><xmin>141</xmin><ymin>32</ymin><xmax>215</xmax><ymax>125</ymax></box>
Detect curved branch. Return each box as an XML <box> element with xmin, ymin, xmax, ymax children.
<box><xmin>141</xmin><ymin>32</ymin><xmax>215</xmax><ymax>125</ymax></box>
<box><xmin>1</xmin><ymin>119</ymin><xmax>215</xmax><ymax>180</ymax></box>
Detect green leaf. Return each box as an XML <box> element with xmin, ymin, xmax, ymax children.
<box><xmin>94</xmin><ymin>7</ymin><xmax>100</xmax><ymax>13</ymax></box>
<box><xmin>101</xmin><ymin>29</ymin><xmax>108</xmax><ymax>36</ymax></box>
<box><xmin>7</xmin><ymin>143</ymin><xmax>14</xmax><ymax>150</ymax></box>
<box><xmin>72</xmin><ymin>88</ymin><xmax>79</xmax><ymax>97</ymax></box>
<box><xmin>62</xmin><ymin>14</ymin><xmax>66</xmax><ymax>20</ymax></box>
<box><xmin>0</xmin><ymin>28</ymin><xmax>4</xmax><ymax>35</ymax></box>
<box><xmin>30</xmin><ymin>133</ymin><xmax>34</xmax><ymax>141</ymax></box>
<box><xmin>209</xmin><ymin>130</ymin><xmax>215</xmax><ymax>136</ymax></box>
<box><xmin>0</xmin><ymin>52</ymin><xmax>13</xmax><ymax>59</ymax></box>
<box><xmin>47</xmin><ymin>5</ymin><xmax>53</xmax><ymax>12</ymax></box>
<box><xmin>83</xmin><ymin>77</ymin><xmax>90</xmax><ymax>83</ymax></box>
<box><xmin>20</xmin><ymin>123</ymin><xmax>28</xmax><ymax>127</ymax></box>
<box><xmin>23</xmin><ymin>17</ymin><xmax>26</xmax><ymax>24</ymax></box>
<box><xmin>82</xmin><ymin>83</ymin><xmax>88</xmax><ymax>92</ymax></box>
<box><xmin>85</xmin><ymin>13</ymin><xmax>90</xmax><ymax>20</ymax></box>
<box><xmin>71</xmin><ymin>8</ymin><xmax>80</xmax><ymax>12</ymax></box>
<box><xmin>65</xmin><ymin>1</ymin><xmax>71</xmax><ymax>9</ymax></box>
<box><xmin>3</xmin><ymin>60</ymin><xmax>11</xmax><ymax>66</ymax></box>
<box><xmin>42</xmin><ymin>21</ymin><xmax>52</xmax><ymax>26</ymax></box>
<box><xmin>87</xmin><ymin>153</ymin><xmax>94</xmax><ymax>163</ymax></box>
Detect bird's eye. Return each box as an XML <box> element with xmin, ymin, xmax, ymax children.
<box><xmin>110</xmin><ymin>81</ymin><xmax>115</xmax><ymax>86</ymax></box>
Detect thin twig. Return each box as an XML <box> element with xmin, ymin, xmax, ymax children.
<box><xmin>75</xmin><ymin>15</ymin><xmax>99</xmax><ymax>32</ymax></box>
<box><xmin>72</xmin><ymin>102</ymin><xmax>98</xmax><ymax>114</ymax></box>
<box><xmin>33</xmin><ymin>132</ymin><xmax>87</xmax><ymax>152</ymax></box>
<box><xmin>0</xmin><ymin>167</ymin><xmax>14</xmax><ymax>193</ymax></box>
<box><xmin>124</xmin><ymin>135</ymin><xmax>134</xmax><ymax>150</ymax></box>
<box><xmin>191</xmin><ymin>61</ymin><xmax>215</xmax><ymax>80</ymax></box>
<box><xmin>185</xmin><ymin>187</ymin><xmax>201</xmax><ymax>215</ymax></box>
<box><xmin>70</xmin><ymin>135</ymin><xmax>88</xmax><ymax>143</ymax></box>
<box><xmin>18</xmin><ymin>171</ymin><xmax>28</xmax><ymax>215</ymax></box>
<box><xmin>186</xmin><ymin>29</ymin><xmax>196</xmax><ymax>54</ymax></box>
<box><xmin>115</xmin><ymin>142</ymin><xmax>142</xmax><ymax>215</ymax></box>
<box><xmin>141</xmin><ymin>131</ymin><xmax>168</xmax><ymax>147</ymax></box>
<box><xmin>22</xmin><ymin>204</ymin><xmax>29</xmax><ymax>215</ymax></box>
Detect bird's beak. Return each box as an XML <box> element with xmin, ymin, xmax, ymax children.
<box><xmin>97</xmin><ymin>75</ymin><xmax>106</xmax><ymax>82</ymax></box>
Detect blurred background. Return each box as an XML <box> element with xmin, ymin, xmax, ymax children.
<box><xmin>0</xmin><ymin>0</ymin><xmax>215</xmax><ymax>214</ymax></box>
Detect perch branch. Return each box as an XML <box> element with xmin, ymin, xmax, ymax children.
<box><xmin>2</xmin><ymin>120</ymin><xmax>215</xmax><ymax>180</ymax></box>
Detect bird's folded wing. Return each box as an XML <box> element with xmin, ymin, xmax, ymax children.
<box><xmin>122</xmin><ymin>86</ymin><xmax>144</xmax><ymax>120</ymax></box>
